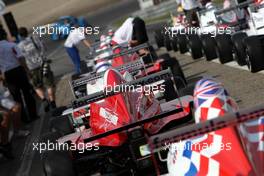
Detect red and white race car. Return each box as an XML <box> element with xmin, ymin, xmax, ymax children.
<box><xmin>41</xmin><ymin>72</ymin><xmax>264</xmax><ymax>176</ymax></box>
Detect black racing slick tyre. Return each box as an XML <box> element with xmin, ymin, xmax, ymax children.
<box><xmin>40</xmin><ymin>135</ymin><xmax>75</xmax><ymax>176</ymax></box>
<box><xmin>51</xmin><ymin>106</ymin><xmax>68</xmax><ymax>117</ymax></box>
<box><xmin>159</xmin><ymin>54</ymin><xmax>187</xmax><ymax>90</ymax></box>
<box><xmin>188</xmin><ymin>34</ymin><xmax>203</xmax><ymax>59</ymax></box>
<box><xmin>244</xmin><ymin>35</ymin><xmax>264</xmax><ymax>73</ymax></box>
<box><xmin>49</xmin><ymin>115</ymin><xmax>74</xmax><ymax>136</ymax></box>
<box><xmin>40</xmin><ymin>132</ymin><xmax>75</xmax><ymax>176</ymax></box>
<box><xmin>164</xmin><ymin>34</ymin><xmax>172</xmax><ymax>51</ymax></box>
<box><xmin>171</xmin><ymin>36</ymin><xmax>178</xmax><ymax>52</ymax></box>
<box><xmin>171</xmin><ymin>58</ymin><xmax>187</xmax><ymax>90</ymax></box>
<box><xmin>232</xmin><ymin>32</ymin><xmax>248</xmax><ymax>66</ymax></box>
<box><xmin>154</xmin><ymin>29</ymin><xmax>164</xmax><ymax>48</ymax></box>
<box><xmin>163</xmin><ymin>80</ymin><xmax>178</xmax><ymax>101</ymax></box>
<box><xmin>178</xmin><ymin>83</ymin><xmax>195</xmax><ymax>96</ymax></box>
<box><xmin>42</xmin><ymin>150</ymin><xmax>75</xmax><ymax>176</ymax></box>
<box><xmin>200</xmin><ymin>34</ymin><xmax>217</xmax><ymax>61</ymax></box>
<box><xmin>177</xmin><ymin>34</ymin><xmax>188</xmax><ymax>54</ymax></box>
<box><xmin>215</xmin><ymin>34</ymin><xmax>233</xmax><ymax>64</ymax></box>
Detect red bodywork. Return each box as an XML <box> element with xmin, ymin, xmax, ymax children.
<box><xmin>167</xmin><ymin>78</ymin><xmax>263</xmax><ymax>175</ymax></box>
<box><xmin>59</xmin><ymin>68</ymin><xmax>192</xmax><ymax>149</ymax></box>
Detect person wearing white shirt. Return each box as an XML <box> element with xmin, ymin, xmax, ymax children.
<box><xmin>176</xmin><ymin>0</ymin><xmax>200</xmax><ymax>26</ymax></box>
<box><xmin>64</xmin><ymin>27</ymin><xmax>91</xmax><ymax>74</ymax></box>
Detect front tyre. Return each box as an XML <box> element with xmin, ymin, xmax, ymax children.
<box><xmin>215</xmin><ymin>34</ymin><xmax>233</xmax><ymax>64</ymax></box>
<box><xmin>231</xmin><ymin>32</ymin><xmax>248</xmax><ymax>66</ymax></box>
<box><xmin>200</xmin><ymin>34</ymin><xmax>217</xmax><ymax>61</ymax></box>
<box><xmin>188</xmin><ymin>34</ymin><xmax>203</xmax><ymax>60</ymax></box>
<box><xmin>244</xmin><ymin>35</ymin><xmax>264</xmax><ymax>73</ymax></box>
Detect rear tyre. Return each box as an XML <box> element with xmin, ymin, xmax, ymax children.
<box><xmin>232</xmin><ymin>32</ymin><xmax>248</xmax><ymax>66</ymax></box>
<box><xmin>171</xmin><ymin>35</ymin><xmax>178</xmax><ymax>52</ymax></box>
<box><xmin>164</xmin><ymin>34</ymin><xmax>172</xmax><ymax>51</ymax></box>
<box><xmin>49</xmin><ymin>115</ymin><xmax>74</xmax><ymax>136</ymax></box>
<box><xmin>188</xmin><ymin>34</ymin><xmax>203</xmax><ymax>59</ymax></box>
<box><xmin>177</xmin><ymin>34</ymin><xmax>188</xmax><ymax>54</ymax></box>
<box><xmin>51</xmin><ymin>106</ymin><xmax>68</xmax><ymax>117</ymax></box>
<box><xmin>159</xmin><ymin>54</ymin><xmax>187</xmax><ymax>90</ymax></box>
<box><xmin>154</xmin><ymin>29</ymin><xmax>164</xmax><ymax>48</ymax></box>
<box><xmin>178</xmin><ymin>84</ymin><xmax>195</xmax><ymax>96</ymax></box>
<box><xmin>43</xmin><ymin>150</ymin><xmax>75</xmax><ymax>176</ymax></box>
<box><xmin>200</xmin><ymin>34</ymin><xmax>217</xmax><ymax>61</ymax></box>
<box><xmin>244</xmin><ymin>35</ymin><xmax>264</xmax><ymax>73</ymax></box>
<box><xmin>215</xmin><ymin>34</ymin><xmax>233</xmax><ymax>64</ymax></box>
<box><xmin>40</xmin><ymin>135</ymin><xmax>75</xmax><ymax>176</ymax></box>
<box><xmin>163</xmin><ymin>80</ymin><xmax>178</xmax><ymax>101</ymax></box>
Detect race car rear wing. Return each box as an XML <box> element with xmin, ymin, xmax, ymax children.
<box><xmin>101</xmin><ymin>42</ymin><xmax>150</xmax><ymax>61</ymax></box>
<box><xmin>149</xmin><ymin>104</ymin><xmax>264</xmax><ymax>152</ymax></box>
<box><xmin>71</xmin><ymin>59</ymin><xmax>145</xmax><ymax>89</ymax></box>
<box><xmin>83</xmin><ymin>107</ymin><xmax>184</xmax><ymax>143</ymax></box>
<box><xmin>214</xmin><ymin>0</ymin><xmax>253</xmax><ymax>15</ymax></box>
<box><xmin>72</xmin><ymin>43</ymin><xmax>150</xmax><ymax>87</ymax></box>
<box><xmin>72</xmin><ymin>68</ymin><xmax>173</xmax><ymax>109</ymax></box>
<box><xmin>81</xmin><ymin>103</ymin><xmax>264</xmax><ymax>153</ymax></box>
<box><xmin>85</xmin><ymin>42</ymin><xmax>150</xmax><ymax>61</ymax></box>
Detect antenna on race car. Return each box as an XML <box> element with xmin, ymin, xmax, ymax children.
<box><xmin>72</xmin><ymin>68</ymin><xmax>173</xmax><ymax>109</ymax></box>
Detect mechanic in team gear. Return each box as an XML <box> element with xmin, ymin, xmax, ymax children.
<box><xmin>18</xmin><ymin>27</ymin><xmax>56</xmax><ymax>112</ymax></box>
<box><xmin>64</xmin><ymin>25</ymin><xmax>91</xmax><ymax>74</ymax></box>
<box><xmin>176</xmin><ymin>0</ymin><xmax>200</xmax><ymax>27</ymax></box>
<box><xmin>113</xmin><ymin>17</ymin><xmax>157</xmax><ymax>62</ymax></box>
<box><xmin>0</xmin><ymin>28</ymin><xmax>38</xmax><ymax>122</ymax></box>
<box><xmin>113</xmin><ymin>17</ymin><xmax>148</xmax><ymax>46</ymax></box>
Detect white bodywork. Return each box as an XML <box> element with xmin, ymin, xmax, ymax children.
<box><xmin>199</xmin><ymin>8</ymin><xmax>218</xmax><ymax>34</ymax></box>
<box><xmin>247</xmin><ymin>2</ymin><xmax>264</xmax><ymax>35</ymax></box>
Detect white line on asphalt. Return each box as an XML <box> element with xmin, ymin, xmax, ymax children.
<box><xmin>184</xmin><ymin>52</ymin><xmax>264</xmax><ymax>74</ymax></box>
<box><xmin>211</xmin><ymin>59</ymin><xmax>264</xmax><ymax>74</ymax></box>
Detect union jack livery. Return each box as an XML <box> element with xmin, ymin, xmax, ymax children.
<box><xmin>167</xmin><ymin>78</ymin><xmax>263</xmax><ymax>176</ymax></box>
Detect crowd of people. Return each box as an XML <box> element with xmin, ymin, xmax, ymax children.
<box><xmin>0</xmin><ymin>25</ymin><xmax>56</xmax><ymax>159</ymax></box>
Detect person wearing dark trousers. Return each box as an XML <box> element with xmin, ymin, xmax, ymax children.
<box><xmin>0</xmin><ymin>28</ymin><xmax>38</xmax><ymax>122</ymax></box>
<box><xmin>176</xmin><ymin>0</ymin><xmax>200</xmax><ymax>27</ymax></box>
<box><xmin>113</xmin><ymin>16</ymin><xmax>156</xmax><ymax>60</ymax></box>
<box><xmin>18</xmin><ymin>27</ymin><xmax>57</xmax><ymax>112</ymax></box>
<box><xmin>64</xmin><ymin>27</ymin><xmax>91</xmax><ymax>74</ymax></box>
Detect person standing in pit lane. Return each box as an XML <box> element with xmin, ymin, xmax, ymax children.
<box><xmin>0</xmin><ymin>27</ymin><xmax>38</xmax><ymax>122</ymax></box>
<box><xmin>64</xmin><ymin>26</ymin><xmax>92</xmax><ymax>74</ymax></box>
<box><xmin>176</xmin><ymin>0</ymin><xmax>201</xmax><ymax>27</ymax></box>
<box><xmin>112</xmin><ymin>16</ymin><xmax>157</xmax><ymax>63</ymax></box>
<box><xmin>18</xmin><ymin>27</ymin><xmax>56</xmax><ymax>112</ymax></box>
<box><xmin>112</xmin><ymin>17</ymin><xmax>149</xmax><ymax>47</ymax></box>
